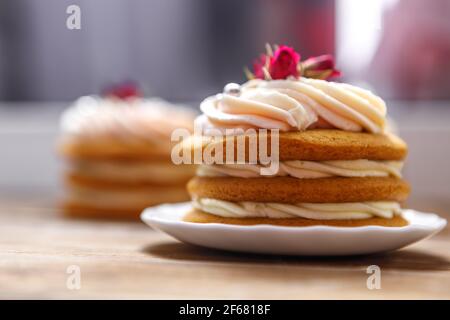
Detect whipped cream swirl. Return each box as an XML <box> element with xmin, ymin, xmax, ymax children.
<box><xmin>193</xmin><ymin>198</ymin><xmax>401</xmax><ymax>220</ymax></box>
<box><xmin>197</xmin><ymin>78</ymin><xmax>387</xmax><ymax>134</ymax></box>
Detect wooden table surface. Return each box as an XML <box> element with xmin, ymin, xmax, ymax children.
<box><xmin>0</xmin><ymin>198</ymin><xmax>449</xmax><ymax>300</ymax></box>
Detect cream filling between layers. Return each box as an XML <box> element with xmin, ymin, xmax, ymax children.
<box><xmin>197</xmin><ymin>160</ymin><xmax>403</xmax><ymax>179</ymax></box>
<box><xmin>193</xmin><ymin>198</ymin><xmax>402</xmax><ymax>220</ymax></box>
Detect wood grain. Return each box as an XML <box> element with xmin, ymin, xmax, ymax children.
<box><xmin>0</xmin><ymin>198</ymin><xmax>449</xmax><ymax>299</ymax></box>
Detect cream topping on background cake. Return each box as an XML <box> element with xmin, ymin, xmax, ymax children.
<box><xmin>197</xmin><ymin>78</ymin><xmax>387</xmax><ymax>134</ymax></box>
<box><xmin>193</xmin><ymin>198</ymin><xmax>402</xmax><ymax>220</ymax></box>
<box><xmin>197</xmin><ymin>160</ymin><xmax>403</xmax><ymax>179</ymax></box>
<box><xmin>61</xmin><ymin>96</ymin><xmax>196</xmax><ymax>146</ymax></box>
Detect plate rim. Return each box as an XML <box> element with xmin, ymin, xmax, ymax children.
<box><xmin>141</xmin><ymin>202</ymin><xmax>447</xmax><ymax>234</ymax></box>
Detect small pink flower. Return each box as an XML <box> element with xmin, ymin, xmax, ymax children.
<box><xmin>302</xmin><ymin>54</ymin><xmax>341</xmax><ymax>80</ymax></box>
<box><xmin>246</xmin><ymin>45</ymin><xmax>341</xmax><ymax>81</ymax></box>
<box><xmin>103</xmin><ymin>81</ymin><xmax>142</xmax><ymax>99</ymax></box>
<box><xmin>269</xmin><ymin>46</ymin><xmax>300</xmax><ymax>80</ymax></box>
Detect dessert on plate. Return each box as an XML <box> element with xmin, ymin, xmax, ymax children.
<box><xmin>59</xmin><ymin>82</ymin><xmax>196</xmax><ymax>219</ymax></box>
<box><xmin>181</xmin><ymin>45</ymin><xmax>410</xmax><ymax>227</ymax></box>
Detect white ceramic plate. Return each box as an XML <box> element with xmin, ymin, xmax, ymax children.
<box><xmin>141</xmin><ymin>202</ymin><xmax>447</xmax><ymax>256</ymax></box>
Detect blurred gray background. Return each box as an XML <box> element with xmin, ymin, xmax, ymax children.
<box><xmin>0</xmin><ymin>0</ymin><xmax>335</xmax><ymax>102</ymax></box>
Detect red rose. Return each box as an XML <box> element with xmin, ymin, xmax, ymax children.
<box><xmin>269</xmin><ymin>46</ymin><xmax>300</xmax><ymax>80</ymax></box>
<box><xmin>253</xmin><ymin>54</ymin><xmax>268</xmax><ymax>80</ymax></box>
<box><xmin>104</xmin><ymin>81</ymin><xmax>142</xmax><ymax>99</ymax></box>
<box><xmin>302</xmin><ymin>54</ymin><xmax>341</xmax><ymax>80</ymax></box>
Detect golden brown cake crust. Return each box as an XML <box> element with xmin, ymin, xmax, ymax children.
<box><xmin>62</xmin><ymin>179</ymin><xmax>189</xmax><ymax>219</ymax></box>
<box><xmin>183</xmin><ymin>209</ymin><xmax>409</xmax><ymax>227</ymax></box>
<box><xmin>188</xmin><ymin>176</ymin><xmax>410</xmax><ymax>203</ymax></box>
<box><xmin>62</xmin><ymin>186</ymin><xmax>189</xmax><ymax>220</ymax></box>
<box><xmin>179</xmin><ymin>129</ymin><xmax>407</xmax><ymax>161</ymax></box>
<box><xmin>58</xmin><ymin>137</ymin><xmax>172</xmax><ymax>161</ymax></box>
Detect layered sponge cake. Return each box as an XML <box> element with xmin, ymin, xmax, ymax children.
<box><xmin>59</xmin><ymin>92</ymin><xmax>196</xmax><ymax>219</ymax></box>
<box><xmin>185</xmin><ymin>130</ymin><xmax>409</xmax><ymax>227</ymax></box>
<box><xmin>181</xmin><ymin>46</ymin><xmax>410</xmax><ymax>227</ymax></box>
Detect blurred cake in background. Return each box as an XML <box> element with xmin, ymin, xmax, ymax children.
<box><xmin>58</xmin><ymin>82</ymin><xmax>196</xmax><ymax>219</ymax></box>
